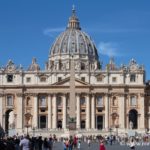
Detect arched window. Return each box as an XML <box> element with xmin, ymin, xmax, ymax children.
<box><xmin>80</xmin><ymin>97</ymin><xmax>86</xmax><ymax>106</ymax></box>
<box><xmin>130</xmin><ymin>96</ymin><xmax>137</xmax><ymax>106</ymax></box>
<box><xmin>97</xmin><ymin>96</ymin><xmax>103</xmax><ymax>107</ymax></box>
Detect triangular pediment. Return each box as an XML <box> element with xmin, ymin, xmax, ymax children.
<box><xmin>52</xmin><ymin>77</ymin><xmax>90</xmax><ymax>86</ymax></box>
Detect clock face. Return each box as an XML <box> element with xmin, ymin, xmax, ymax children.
<box><xmin>130</xmin><ymin>65</ymin><xmax>137</xmax><ymax>71</ymax></box>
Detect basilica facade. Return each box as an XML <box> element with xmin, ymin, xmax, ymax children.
<box><xmin>0</xmin><ymin>8</ymin><xmax>149</xmax><ymax>136</ymax></box>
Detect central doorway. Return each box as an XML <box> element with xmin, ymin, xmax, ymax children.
<box><xmin>97</xmin><ymin>116</ymin><xmax>103</xmax><ymax>129</ymax></box>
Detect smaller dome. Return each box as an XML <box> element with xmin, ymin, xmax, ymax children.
<box><xmin>28</xmin><ymin>58</ymin><xmax>40</xmax><ymax>71</ymax></box>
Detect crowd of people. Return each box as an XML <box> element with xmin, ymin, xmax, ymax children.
<box><xmin>0</xmin><ymin>134</ymin><xmax>54</xmax><ymax>150</ymax></box>
<box><xmin>0</xmin><ymin>133</ymin><xmax>150</xmax><ymax>150</ymax></box>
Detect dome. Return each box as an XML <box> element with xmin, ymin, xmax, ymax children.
<box><xmin>49</xmin><ymin>7</ymin><xmax>99</xmax><ymax>61</ymax></box>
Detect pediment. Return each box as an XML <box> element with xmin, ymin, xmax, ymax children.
<box><xmin>52</xmin><ymin>77</ymin><xmax>90</xmax><ymax>86</ymax></box>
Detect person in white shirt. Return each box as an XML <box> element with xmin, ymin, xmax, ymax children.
<box><xmin>130</xmin><ymin>139</ymin><xmax>135</xmax><ymax>149</ymax></box>
<box><xmin>19</xmin><ymin>135</ymin><xmax>30</xmax><ymax>150</ymax></box>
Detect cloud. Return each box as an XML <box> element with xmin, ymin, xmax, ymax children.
<box><xmin>98</xmin><ymin>42</ymin><xmax>121</xmax><ymax>57</ymax></box>
<box><xmin>43</xmin><ymin>27</ymin><xmax>65</xmax><ymax>37</ymax></box>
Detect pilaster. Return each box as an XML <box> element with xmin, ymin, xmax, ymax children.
<box><xmin>16</xmin><ymin>93</ymin><xmax>24</xmax><ymax>131</ymax></box>
<box><xmin>33</xmin><ymin>94</ymin><xmax>38</xmax><ymax>128</ymax></box>
<box><xmin>48</xmin><ymin>94</ymin><xmax>52</xmax><ymax>129</ymax></box>
<box><xmin>76</xmin><ymin>93</ymin><xmax>80</xmax><ymax>129</ymax></box>
<box><xmin>52</xmin><ymin>94</ymin><xmax>57</xmax><ymax>129</ymax></box>
<box><xmin>91</xmin><ymin>94</ymin><xmax>95</xmax><ymax>129</ymax></box>
<box><xmin>86</xmin><ymin>94</ymin><xmax>90</xmax><ymax>129</ymax></box>
<box><xmin>105</xmin><ymin>94</ymin><xmax>109</xmax><ymax>129</ymax></box>
<box><xmin>0</xmin><ymin>94</ymin><xmax>4</xmax><ymax>127</ymax></box>
<box><xmin>139</xmin><ymin>94</ymin><xmax>145</xmax><ymax>129</ymax></box>
<box><xmin>63</xmin><ymin>94</ymin><xmax>67</xmax><ymax>129</ymax></box>
<box><xmin>119</xmin><ymin>94</ymin><xmax>125</xmax><ymax>128</ymax></box>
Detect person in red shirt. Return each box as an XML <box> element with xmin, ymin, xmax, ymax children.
<box><xmin>99</xmin><ymin>140</ymin><xmax>106</xmax><ymax>150</ymax></box>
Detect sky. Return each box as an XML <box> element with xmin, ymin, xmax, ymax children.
<box><xmin>0</xmin><ymin>0</ymin><xmax>150</xmax><ymax>79</ymax></box>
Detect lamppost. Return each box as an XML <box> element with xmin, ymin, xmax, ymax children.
<box><xmin>25</xmin><ymin>123</ymin><xmax>30</xmax><ymax>136</ymax></box>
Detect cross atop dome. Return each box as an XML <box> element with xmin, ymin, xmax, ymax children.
<box><xmin>67</xmin><ymin>5</ymin><xmax>81</xmax><ymax>30</ymax></box>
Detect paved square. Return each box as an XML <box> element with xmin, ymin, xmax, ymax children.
<box><xmin>53</xmin><ymin>142</ymin><xmax>150</xmax><ymax>150</ymax></box>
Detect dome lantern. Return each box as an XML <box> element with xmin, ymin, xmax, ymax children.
<box><xmin>67</xmin><ymin>5</ymin><xmax>81</xmax><ymax>30</ymax></box>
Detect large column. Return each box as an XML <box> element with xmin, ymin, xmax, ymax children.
<box><xmin>16</xmin><ymin>94</ymin><xmax>23</xmax><ymax>132</ymax></box>
<box><xmin>140</xmin><ymin>94</ymin><xmax>145</xmax><ymax>129</ymax></box>
<box><xmin>105</xmin><ymin>94</ymin><xmax>109</xmax><ymax>129</ymax></box>
<box><xmin>119</xmin><ymin>94</ymin><xmax>125</xmax><ymax>128</ymax></box>
<box><xmin>48</xmin><ymin>94</ymin><xmax>52</xmax><ymax>129</ymax></box>
<box><xmin>33</xmin><ymin>94</ymin><xmax>38</xmax><ymax>128</ymax></box>
<box><xmin>86</xmin><ymin>94</ymin><xmax>90</xmax><ymax>129</ymax></box>
<box><xmin>63</xmin><ymin>94</ymin><xmax>67</xmax><ymax>129</ymax></box>
<box><xmin>91</xmin><ymin>94</ymin><xmax>95</xmax><ymax>129</ymax></box>
<box><xmin>76</xmin><ymin>93</ymin><xmax>80</xmax><ymax>129</ymax></box>
<box><xmin>148</xmin><ymin>106</ymin><xmax>150</xmax><ymax>129</ymax></box>
<box><xmin>0</xmin><ymin>95</ymin><xmax>3</xmax><ymax>127</ymax></box>
<box><xmin>52</xmin><ymin>94</ymin><xmax>57</xmax><ymax>129</ymax></box>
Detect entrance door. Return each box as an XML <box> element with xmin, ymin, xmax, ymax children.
<box><xmin>39</xmin><ymin>116</ymin><xmax>46</xmax><ymax>128</ymax></box>
<box><xmin>57</xmin><ymin>120</ymin><xmax>62</xmax><ymax>129</ymax></box>
<box><xmin>97</xmin><ymin>116</ymin><xmax>103</xmax><ymax>129</ymax></box>
<box><xmin>5</xmin><ymin>110</ymin><xmax>14</xmax><ymax>135</ymax></box>
<box><xmin>129</xmin><ymin>109</ymin><xmax>138</xmax><ymax>129</ymax></box>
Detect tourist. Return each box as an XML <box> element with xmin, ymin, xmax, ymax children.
<box><xmin>87</xmin><ymin>138</ymin><xmax>91</xmax><ymax>148</ymax></box>
<box><xmin>99</xmin><ymin>140</ymin><xmax>106</xmax><ymax>150</ymax></box>
<box><xmin>68</xmin><ymin>136</ymin><xmax>73</xmax><ymax>150</ymax></box>
<box><xmin>73</xmin><ymin>136</ymin><xmax>77</xmax><ymax>149</ymax></box>
<box><xmin>130</xmin><ymin>139</ymin><xmax>135</xmax><ymax>149</ymax></box>
<box><xmin>48</xmin><ymin>137</ymin><xmax>53</xmax><ymax>150</ymax></box>
<box><xmin>63</xmin><ymin>140</ymin><xmax>67</xmax><ymax>150</ymax></box>
<box><xmin>43</xmin><ymin>137</ymin><xmax>49</xmax><ymax>150</ymax></box>
<box><xmin>77</xmin><ymin>140</ymin><xmax>81</xmax><ymax>149</ymax></box>
<box><xmin>19</xmin><ymin>135</ymin><xmax>31</xmax><ymax>150</ymax></box>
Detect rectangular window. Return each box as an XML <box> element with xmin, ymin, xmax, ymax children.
<box><xmin>58</xmin><ymin>77</ymin><xmax>62</xmax><ymax>82</ymax></box>
<box><xmin>97</xmin><ymin>96</ymin><xmax>103</xmax><ymax>107</ymax></box>
<box><xmin>97</xmin><ymin>108</ymin><xmax>103</xmax><ymax>112</ymax></box>
<box><xmin>97</xmin><ymin>76</ymin><xmax>103</xmax><ymax>82</ymax></box>
<box><xmin>130</xmin><ymin>96</ymin><xmax>137</xmax><ymax>106</ymax></box>
<box><xmin>40</xmin><ymin>77</ymin><xmax>46</xmax><ymax>82</ymax></box>
<box><xmin>26</xmin><ymin>77</ymin><xmax>31</xmax><ymax>83</ymax></box>
<box><xmin>7</xmin><ymin>95</ymin><xmax>13</xmax><ymax>106</ymax></box>
<box><xmin>130</xmin><ymin>74</ymin><xmax>136</xmax><ymax>82</ymax></box>
<box><xmin>58</xmin><ymin>109</ymin><xmax>62</xmax><ymax>112</ymax></box>
<box><xmin>39</xmin><ymin>96</ymin><xmax>46</xmax><ymax>107</ymax></box>
<box><xmin>112</xmin><ymin>77</ymin><xmax>117</xmax><ymax>82</ymax></box>
<box><xmin>81</xmin><ymin>109</ymin><xmax>85</xmax><ymax>112</ymax></box>
<box><xmin>7</xmin><ymin>75</ymin><xmax>13</xmax><ymax>82</ymax></box>
<box><xmin>81</xmin><ymin>77</ymin><xmax>85</xmax><ymax>82</ymax></box>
